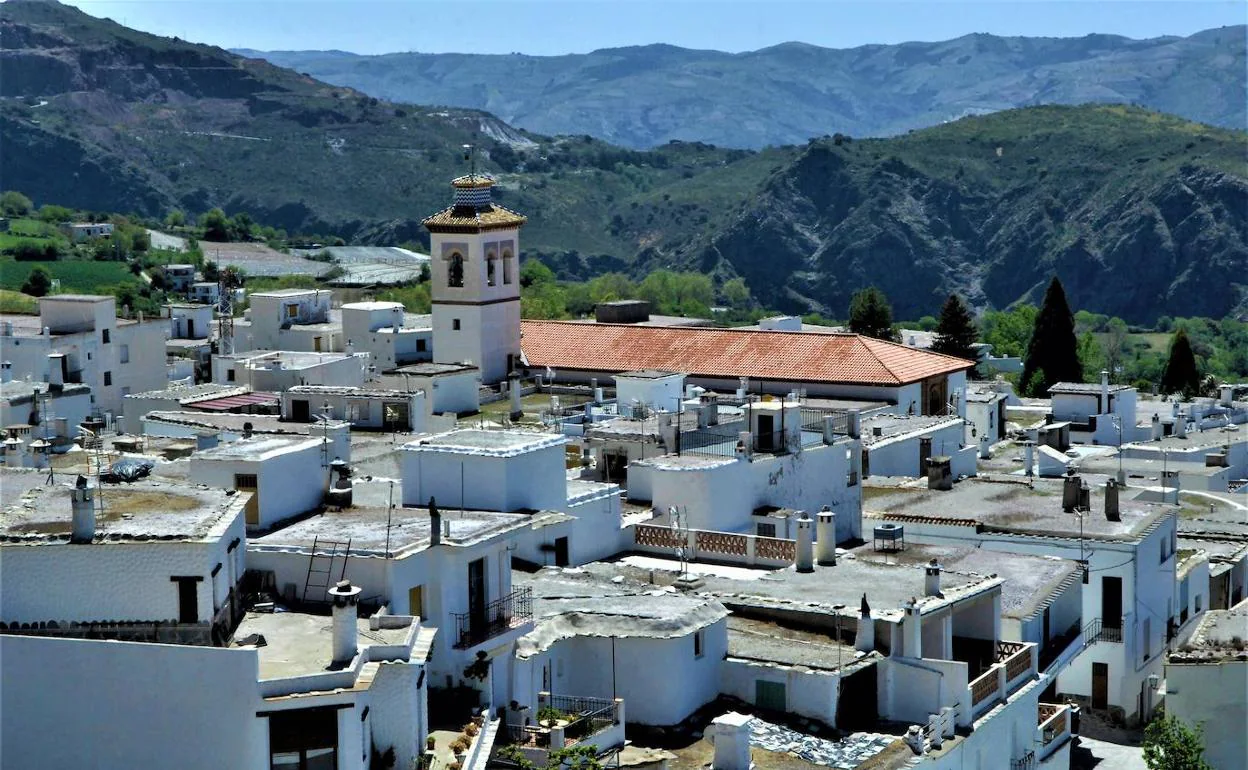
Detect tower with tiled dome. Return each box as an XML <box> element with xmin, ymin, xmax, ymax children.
<box><xmin>423</xmin><ymin>162</ymin><xmax>526</xmax><ymax>384</ymax></box>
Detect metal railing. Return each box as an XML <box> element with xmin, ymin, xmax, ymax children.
<box><xmin>452</xmin><ymin>588</ymin><xmax>533</xmax><ymax>649</ymax></box>
<box><xmin>546</xmin><ymin>694</ymin><xmax>619</xmax><ymax>742</ymax></box>
<box><xmin>679</xmin><ymin>421</ymin><xmax>747</xmax><ymax>458</ymax></box>
<box><xmin>1083</xmin><ymin>617</ymin><xmax>1124</xmax><ymax>647</ymax></box>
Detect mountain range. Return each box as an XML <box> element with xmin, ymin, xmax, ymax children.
<box><xmin>240</xmin><ymin>28</ymin><xmax>1247</xmax><ymax>149</ymax></box>
<box><xmin>1</xmin><ymin>0</ymin><xmax>1245</xmax><ymax>324</ymax></box>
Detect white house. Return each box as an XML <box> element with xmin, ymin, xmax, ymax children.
<box><xmin>1119</xmin><ymin>422</ymin><xmax>1247</xmax><ymax>482</ymax></box>
<box><xmin>0</xmin><ymin>379</ymin><xmax>92</xmax><ymax>447</ymax></box>
<box><xmin>1163</xmin><ymin>600</ymin><xmax>1248</xmax><ymax>770</ymax></box>
<box><xmin>0</xmin><ymin>475</ymin><xmax>248</xmax><ymax>641</ymax></box>
<box><xmin>2</xmin><ymin>588</ymin><xmax>433</xmax><ymax>770</ymax></box>
<box><xmin>340</xmin><ymin>301</ymin><xmax>431</xmax><ymax>370</ymax></box>
<box><xmin>165</xmin><ymin>264</ymin><xmax>197</xmax><ymax>293</ymax></box>
<box><xmin>864</xmin><ymin>473</ymin><xmax>1185</xmax><ymax>726</ymax></box>
<box><xmin>245</xmin><ymin>288</ymin><xmax>338</xmax><ymax>353</ymax></box>
<box><xmin>0</xmin><ymin>295</ymin><xmax>167</xmax><ymax>418</ymax></box>
<box><xmin>212</xmin><ymin>350</ymin><xmax>370</xmax><ymax>391</ymax></box>
<box><xmin>167</xmin><ymin>302</ymin><xmax>213</xmax><ymax>341</ymax></box>
<box><xmin>860</xmin><ymin>413</ymin><xmax>975</xmax><ymax>479</ymax></box>
<box><xmin>282</xmin><ymin>384</ymin><xmax>426</xmax><ymax>432</ymax></box>
<box><xmin>59</xmin><ymin>221</ymin><xmax>113</xmax><ymax>241</ymax></box>
<box><xmin>424</xmin><ymin>173</ymin><xmax>525</xmax><ymax>384</ymax></box>
<box><xmin>396</xmin><ymin>362</ymin><xmax>481</xmax><ymax>416</ymax></box>
<box><xmin>1049</xmin><ymin>372</ymin><xmax>1139</xmax><ymax>446</ymax></box>
<box><xmin>189</xmin><ymin>281</ymin><xmax>220</xmax><ymax>306</ymax></box>
<box><xmin>614</xmin><ymin>370</ymin><xmax>685</xmax><ymax>417</ymax></box>
<box><xmin>963</xmin><ymin>385</ymin><xmax>1009</xmax><ymax>458</ymax></box>
<box><xmin>121</xmin><ymin>383</ymin><xmax>278</xmax><ymax>435</ymax></box>
<box><xmin>190</xmin><ymin>431</ymin><xmax>348</xmax><ymax>530</ymax></box>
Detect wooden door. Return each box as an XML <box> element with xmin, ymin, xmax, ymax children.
<box><xmin>755</xmin><ymin>680</ymin><xmax>786</xmax><ymax>711</ymax></box>
<box><xmin>408</xmin><ymin>585</ymin><xmax>424</xmax><ymax>618</ymax></box>
<box><xmin>1091</xmin><ymin>662</ymin><xmax>1109</xmax><ymax>709</ymax></box>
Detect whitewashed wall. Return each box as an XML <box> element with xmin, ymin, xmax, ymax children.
<box><xmin>1165</xmin><ymin>658</ymin><xmax>1247</xmax><ymax>770</ymax></box>
<box><xmin>719</xmin><ymin>659</ymin><xmax>840</xmax><ymax>725</ymax></box>
<box><xmin>401</xmin><ymin>442</ymin><xmax>566</xmax><ymax>512</ymax></box>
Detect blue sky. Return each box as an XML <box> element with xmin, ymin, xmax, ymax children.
<box><xmin>62</xmin><ymin>0</ymin><xmax>1245</xmax><ymax>55</ymax></box>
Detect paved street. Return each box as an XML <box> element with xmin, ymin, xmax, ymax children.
<box><xmin>1070</xmin><ymin>736</ymin><xmax>1147</xmax><ymax>770</ymax></box>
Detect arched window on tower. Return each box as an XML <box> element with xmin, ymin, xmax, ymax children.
<box><xmin>447</xmin><ymin>253</ymin><xmax>464</xmax><ymax>288</ymax></box>
<box><xmin>486</xmin><ymin>254</ymin><xmax>497</xmax><ymax>287</ymax></box>
<box><xmin>502</xmin><ymin>251</ymin><xmax>514</xmax><ymax>285</ymax></box>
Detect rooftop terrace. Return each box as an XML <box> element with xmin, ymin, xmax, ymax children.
<box><xmin>401</xmin><ymin>429</ymin><xmax>565</xmax><ymax>458</ymax></box>
<box><xmin>1170</xmin><ymin>600</ymin><xmax>1248</xmax><ymax>663</ymax></box>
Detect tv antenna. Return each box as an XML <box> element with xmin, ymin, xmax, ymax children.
<box><xmin>462</xmin><ymin>143</ymin><xmax>477</xmax><ymax>180</ymax></box>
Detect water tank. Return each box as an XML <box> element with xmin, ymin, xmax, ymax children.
<box><xmin>873</xmin><ymin>522</ymin><xmax>905</xmax><ymax>552</ymax></box>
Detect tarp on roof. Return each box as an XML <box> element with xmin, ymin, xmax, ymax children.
<box><xmin>189</xmin><ymin>392</ymin><xmax>279</xmax><ymax>411</ymax></box>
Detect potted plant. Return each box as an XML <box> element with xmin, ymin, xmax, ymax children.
<box><xmin>536</xmin><ymin>706</ymin><xmax>568</xmax><ymax>729</ymax></box>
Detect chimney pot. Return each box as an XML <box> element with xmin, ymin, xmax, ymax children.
<box><xmin>1104</xmin><ymin>479</ymin><xmax>1120</xmax><ymax>522</ymax></box>
<box><xmin>816</xmin><ymin>506</ymin><xmax>837</xmax><ymax>565</ymax></box>
<box><xmin>71</xmin><ymin>481</ymin><xmax>95</xmax><ymax>543</ymax></box>
<box><xmin>924</xmin><ymin>559</ymin><xmax>942</xmax><ymax>597</ymax></box>
<box><xmin>328</xmin><ymin>580</ymin><xmax>363</xmax><ymax>665</ymax></box>
<box><xmin>429</xmin><ymin>497</ymin><xmax>442</xmax><ymax>546</ymax></box>
<box><xmin>795</xmin><ymin>513</ymin><xmax>814</xmax><ymax>572</ymax></box>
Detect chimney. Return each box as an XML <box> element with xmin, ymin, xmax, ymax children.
<box><xmin>903</xmin><ymin>597</ymin><xmax>923</xmax><ymax>657</ymax></box>
<box><xmin>1023</xmin><ymin>441</ymin><xmax>1034</xmax><ymax>478</ymax></box>
<box><xmin>70</xmin><ymin>475</ymin><xmax>95</xmax><ymax>543</ymax></box>
<box><xmin>924</xmin><ymin>559</ymin><xmax>943</xmax><ymax>597</ymax></box>
<box><xmin>1151</xmin><ymin>413</ymin><xmax>1162</xmax><ymax>441</ymax></box>
<box><xmin>509</xmin><ymin>373</ymin><xmax>523</xmax><ymax>421</ymax></box>
<box><xmin>429</xmin><ymin>497</ymin><xmax>442</xmax><ymax>546</ymax></box>
<box><xmin>591</xmin><ymin>378</ymin><xmax>603</xmax><ymax>405</ymax></box>
<box><xmin>795</xmin><ymin>512</ymin><xmax>814</xmax><ymax>572</ymax></box>
<box><xmin>1100</xmin><ymin>370</ymin><xmax>1110</xmax><ymax>414</ymax></box>
<box><xmin>735</xmin><ymin>431</ymin><xmax>752</xmax><ymax>461</ymax></box>
<box><xmin>1079</xmin><ymin>481</ymin><xmax>1091</xmax><ymax>513</ymax></box>
<box><xmin>1175</xmin><ymin>414</ymin><xmax>1187</xmax><ymax>438</ymax></box>
<box><xmin>816</xmin><ymin>506</ymin><xmax>837</xmax><ymax>566</ymax></box>
<box><xmin>855</xmin><ymin>594</ymin><xmax>875</xmax><ymax>652</ymax></box>
<box><xmin>1062</xmin><ymin>471</ymin><xmax>1082</xmax><ymax>512</ymax></box>
<box><xmin>847</xmin><ymin>409</ymin><xmax>861</xmax><ymax>439</ymax></box>
<box><xmin>328</xmin><ymin>580</ymin><xmax>363</xmax><ymax>665</ymax></box>
<box><xmin>926</xmin><ymin>456</ymin><xmax>953</xmax><ymax>491</ymax></box>
<box><xmin>1104</xmin><ymin>480</ymin><xmax>1120</xmax><ymax>522</ymax></box>
<box><xmin>0</xmin><ymin>361</ymin><xmax>11</xmax><ymax>384</ymax></box>
<box><xmin>708</xmin><ymin>713</ymin><xmax>752</xmax><ymax>770</ymax></box>
<box><xmin>701</xmin><ymin>393</ymin><xmax>719</xmax><ymax>426</ymax></box>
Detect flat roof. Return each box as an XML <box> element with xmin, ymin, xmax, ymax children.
<box><xmin>196</xmin><ymin>435</ymin><xmax>321</xmax><ymax>461</ymax></box>
<box><xmin>193</xmin><ymin>392</ymin><xmax>281</xmax><ymax>411</ymax></box>
<box><xmin>860</xmin><ymin>414</ymin><xmax>962</xmax><ymax>447</ymax></box>
<box><xmin>126</xmin><ymin>383</ymin><xmax>246</xmax><ymax>402</ymax></box>
<box><xmin>1170</xmin><ymin>600</ymin><xmax>1248</xmax><ymax>663</ymax></box>
<box><xmin>220</xmin><ymin>351</ymin><xmax>361</xmax><ymax>368</ymax></box>
<box><xmin>401</xmin><ymin>429</ymin><xmax>565</xmax><ymax>458</ymax></box>
<box><xmin>0</xmin><ymin>380</ymin><xmax>90</xmax><ymax>403</ymax></box>
<box><xmin>727</xmin><ymin>615</ymin><xmax>869</xmax><ymax>672</ymax></box>
<box><xmin>633</xmin><ymin>454</ymin><xmax>738</xmax><ymax>471</ymax></box>
<box><xmin>520</xmin><ymin>320</ymin><xmax>974</xmax><ymax>387</ymax></box>
<box><xmin>1125</xmin><ymin>424</ymin><xmax>1246</xmax><ymax>452</ymax></box>
<box><xmin>232</xmin><ymin>611</ymin><xmax>418</xmax><ymax>680</ymax></box>
<box><xmin>0</xmin><ymin>477</ymin><xmax>244</xmax><ymax>543</ymax></box>
<box><xmin>864</xmin><ymin>477</ymin><xmax>1172</xmax><ymax>540</ymax></box>
<box><xmin>514</xmin><ymin>566</ymin><xmax>728</xmax><ymax>658</ymax></box>
<box><xmin>397</xmin><ymin>362</ymin><xmax>479</xmax><ymax>376</ymax></box>
<box><xmin>1049</xmin><ymin>382</ymin><xmax>1133</xmax><ymax>394</ymax></box>
<box><xmin>143</xmin><ymin>411</ymin><xmax>314</xmax><ymax>436</ymax></box>
<box><xmin>617</xmin><ymin>369</ymin><xmax>683</xmax><ymax>380</ymax></box>
<box><xmin>341</xmin><ymin>301</ymin><xmax>405</xmax><ymax>311</ymax></box>
<box><xmin>286</xmin><ymin>385</ymin><xmax>418</xmax><ymax>398</ymax></box>
<box><xmin>250</xmin><ymin>288</ymin><xmax>326</xmax><ymax>297</ymax></box>
<box><xmin>38</xmin><ymin>294</ymin><xmax>111</xmax><ymax>303</ymax></box>
<box><xmin>253</xmin><ymin>504</ymin><xmax>565</xmax><ymax>555</ymax></box>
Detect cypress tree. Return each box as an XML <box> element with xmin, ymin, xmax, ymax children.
<box><xmin>848</xmin><ymin>286</ymin><xmax>899</xmax><ymax>342</ymax></box>
<box><xmin>1020</xmin><ymin>277</ymin><xmax>1082</xmax><ymax>396</ymax></box>
<box><xmin>1160</xmin><ymin>329</ymin><xmax>1201</xmax><ymax>398</ymax></box>
<box><xmin>931</xmin><ymin>294</ymin><xmax>978</xmax><ymax>361</ymax></box>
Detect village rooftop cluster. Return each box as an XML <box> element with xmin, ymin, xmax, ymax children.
<box><xmin>2</xmin><ymin>174</ymin><xmax>1245</xmax><ymax>770</ymax></box>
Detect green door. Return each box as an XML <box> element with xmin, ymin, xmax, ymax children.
<box><xmin>755</xmin><ymin>680</ymin><xmax>786</xmax><ymax>712</ymax></box>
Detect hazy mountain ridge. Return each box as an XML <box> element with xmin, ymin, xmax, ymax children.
<box><xmin>241</xmin><ymin>27</ymin><xmax>1247</xmax><ymax>149</ymax></box>
<box><xmin>2</xmin><ymin>1</ymin><xmax>1245</xmax><ymax>324</ymax></box>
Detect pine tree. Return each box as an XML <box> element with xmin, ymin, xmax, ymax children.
<box><xmin>1020</xmin><ymin>277</ymin><xmax>1082</xmax><ymax>396</ymax></box>
<box><xmin>1160</xmin><ymin>329</ymin><xmax>1201</xmax><ymax>398</ymax></box>
<box><xmin>848</xmin><ymin>286</ymin><xmax>898</xmax><ymax>341</ymax></box>
<box><xmin>931</xmin><ymin>294</ymin><xmax>978</xmax><ymax>361</ymax></box>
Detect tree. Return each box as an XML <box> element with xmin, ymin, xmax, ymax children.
<box><xmin>1141</xmin><ymin>712</ymin><xmax>1212</xmax><ymax>770</ymax></box>
<box><xmin>1102</xmin><ymin>317</ymin><xmax>1130</xmax><ymax>380</ymax></box>
<box><xmin>165</xmin><ymin>209</ymin><xmax>186</xmax><ymax>228</ymax></box>
<box><xmin>980</xmin><ymin>304</ymin><xmax>1037</xmax><ymax>358</ymax></box>
<box><xmin>20</xmin><ymin>266</ymin><xmax>52</xmax><ymax>297</ymax></box>
<box><xmin>201</xmin><ymin>208</ymin><xmax>231</xmax><ymax>242</ymax></box>
<box><xmin>1160</xmin><ymin>329</ymin><xmax>1201</xmax><ymax>398</ymax></box>
<box><xmin>722</xmin><ymin>277</ymin><xmax>751</xmax><ymax>309</ymax></box>
<box><xmin>1020</xmin><ymin>277</ymin><xmax>1082</xmax><ymax>396</ymax></box>
<box><xmin>202</xmin><ymin>260</ymin><xmax>220</xmax><ymax>283</ymax></box>
<box><xmin>847</xmin><ymin>286</ymin><xmax>898</xmax><ymax>341</ymax></box>
<box><xmin>931</xmin><ymin>294</ymin><xmax>978</xmax><ymax>361</ymax></box>
<box><xmin>0</xmin><ymin>190</ymin><xmax>32</xmax><ymax>217</ymax></box>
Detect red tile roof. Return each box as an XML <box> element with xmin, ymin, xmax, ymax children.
<box><xmin>189</xmin><ymin>392</ymin><xmax>280</xmax><ymax>411</ymax></box>
<box><xmin>520</xmin><ymin>321</ymin><xmax>974</xmax><ymax>387</ymax></box>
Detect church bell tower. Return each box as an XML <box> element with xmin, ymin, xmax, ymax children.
<box><xmin>423</xmin><ymin>151</ymin><xmax>526</xmax><ymax>384</ymax></box>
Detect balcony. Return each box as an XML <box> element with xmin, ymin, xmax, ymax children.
<box><xmin>1082</xmin><ymin>617</ymin><xmax>1124</xmax><ymax>647</ymax></box>
<box><xmin>1037</xmin><ymin>703</ymin><xmax>1073</xmax><ymax>761</ymax></box>
<box><xmin>967</xmin><ymin>641</ymin><xmax>1038</xmax><ymax>719</ymax></box>
<box><xmin>452</xmin><ymin>588</ymin><xmax>533</xmax><ymax>649</ymax></box>
<box><xmin>498</xmin><ymin>692</ymin><xmax>624</xmax><ymax>767</ymax></box>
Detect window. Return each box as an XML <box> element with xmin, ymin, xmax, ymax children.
<box><xmin>452</xmin><ymin>319</ymin><xmax>461</xmax><ymax>331</ymax></box>
<box><xmin>694</xmin><ymin>629</ymin><xmax>704</xmax><ymax>658</ymax></box>
<box><xmin>103</xmin><ymin>371</ymin><xmax>112</xmax><ymax>387</ymax></box>
<box><xmin>487</xmin><ymin>256</ymin><xmax>497</xmax><ymax>287</ymax></box>
<box><xmin>416</xmin><ymin>339</ymin><xmax>427</xmax><ymax>352</ymax></box>
<box><xmin>502</xmin><ymin>252</ymin><xmax>514</xmax><ymax>285</ymax></box>
<box><xmin>285</xmin><ymin>304</ymin><xmax>299</xmax><ymax>320</ymax></box>
<box><xmin>448</xmin><ymin>253</ymin><xmax>465</xmax><ymax>288</ymax></box>
<box><xmin>227</xmin><ymin>369</ymin><xmax>236</xmax><ymax>382</ymax></box>
<box><xmin>119</xmin><ymin>344</ymin><xmax>130</xmax><ymax>364</ymax></box>
<box><xmin>756</xmin><ymin>521</ymin><xmax>777</xmax><ymax>538</ymax></box>
<box><xmin>1195</xmin><ymin>594</ymin><xmax>1202</xmax><ymax>612</ymax></box>
<box><xmin>171</xmin><ymin>576</ymin><xmax>202</xmax><ymax>623</ymax></box>
<box><xmin>234</xmin><ymin>473</ymin><xmax>258</xmax><ymax>489</ymax></box>
<box><xmin>268</xmin><ymin>707</ymin><xmax>339</xmax><ymax>770</ymax></box>
<box><xmin>101</xmin><ymin>329</ymin><xmax>110</xmax><ymax>344</ymax></box>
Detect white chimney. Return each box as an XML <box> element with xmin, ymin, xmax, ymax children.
<box><xmin>1104</xmin><ymin>480</ymin><xmax>1120</xmax><ymax>522</ymax></box>
<box><xmin>1100</xmin><ymin>370</ymin><xmax>1110</xmax><ymax>414</ymax></box>
<box><xmin>1220</xmin><ymin>385</ymin><xmax>1234</xmax><ymax>407</ymax></box>
<box><xmin>816</xmin><ymin>506</ymin><xmax>837</xmax><ymax>566</ymax></box>
<box><xmin>903</xmin><ymin>598</ymin><xmax>923</xmax><ymax>657</ymax></box>
<box><xmin>71</xmin><ymin>478</ymin><xmax>95</xmax><ymax>543</ymax></box>
<box><xmin>708</xmin><ymin>712</ymin><xmax>752</xmax><ymax>770</ymax></box>
<box><xmin>924</xmin><ymin>559</ymin><xmax>942</xmax><ymax>597</ymax></box>
<box><xmin>847</xmin><ymin>409</ymin><xmax>861</xmax><ymax>439</ymax></box>
<box><xmin>1151</xmin><ymin>414</ymin><xmax>1163</xmax><ymax>441</ymax></box>
<box><xmin>509</xmin><ymin>374</ymin><xmax>522</xmax><ymax>420</ymax></box>
<box><xmin>736</xmin><ymin>431</ymin><xmax>752</xmax><ymax>460</ymax></box>
<box><xmin>328</xmin><ymin>580</ymin><xmax>363</xmax><ymax>665</ymax></box>
<box><xmin>1023</xmin><ymin>441</ymin><xmax>1034</xmax><ymax>478</ymax></box>
<box><xmin>0</xmin><ymin>361</ymin><xmax>11</xmax><ymax>384</ymax></box>
<box><xmin>855</xmin><ymin>594</ymin><xmax>875</xmax><ymax>653</ymax></box>
<box><xmin>795</xmin><ymin>512</ymin><xmax>813</xmax><ymax>572</ymax></box>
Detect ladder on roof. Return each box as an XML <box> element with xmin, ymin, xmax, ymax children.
<box><xmin>301</xmin><ymin>536</ymin><xmax>351</xmax><ymax>604</ymax></box>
